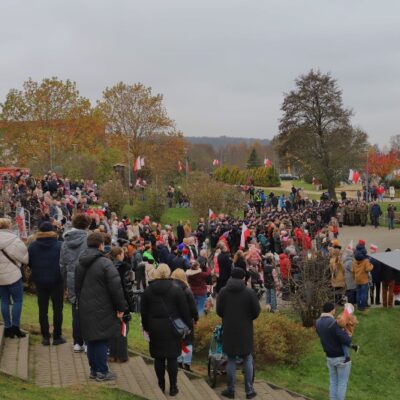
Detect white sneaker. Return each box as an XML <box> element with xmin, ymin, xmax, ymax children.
<box><xmin>73</xmin><ymin>344</ymin><xmax>83</xmax><ymax>353</ymax></box>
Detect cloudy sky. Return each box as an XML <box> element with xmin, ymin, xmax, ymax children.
<box><xmin>1</xmin><ymin>0</ymin><xmax>399</xmax><ymax>144</ymax></box>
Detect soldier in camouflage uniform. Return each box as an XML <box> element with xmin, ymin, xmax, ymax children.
<box><xmin>346</xmin><ymin>202</ymin><xmax>356</xmax><ymax>226</ymax></box>
<box><xmin>359</xmin><ymin>201</ymin><xmax>368</xmax><ymax>226</ymax></box>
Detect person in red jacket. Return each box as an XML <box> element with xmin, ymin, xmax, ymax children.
<box><xmin>187</xmin><ymin>260</ymin><xmax>211</xmax><ymax>316</ymax></box>
<box><xmin>302</xmin><ymin>230</ymin><xmax>312</xmax><ymax>250</ymax></box>
<box><xmin>279</xmin><ymin>253</ymin><xmax>292</xmax><ymax>300</ymax></box>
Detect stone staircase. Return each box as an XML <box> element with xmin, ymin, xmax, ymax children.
<box><xmin>0</xmin><ymin>324</ymin><xmax>309</xmax><ymax>400</ymax></box>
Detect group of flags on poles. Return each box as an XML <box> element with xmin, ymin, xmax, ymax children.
<box><xmin>178</xmin><ymin>160</ymin><xmax>190</xmax><ymax>173</ymax></box>
<box><xmin>348</xmin><ymin>169</ymin><xmax>360</xmax><ymax>184</ymax></box>
<box><xmin>210</xmin><ymin>158</ymin><xmax>272</xmax><ymax>168</ymax></box>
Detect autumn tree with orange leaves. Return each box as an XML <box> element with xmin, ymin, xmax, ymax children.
<box><xmin>367</xmin><ymin>148</ymin><xmax>400</xmax><ymax>179</ymax></box>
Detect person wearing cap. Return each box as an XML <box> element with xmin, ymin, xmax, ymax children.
<box><xmin>217</xmin><ymin>267</ymin><xmax>261</xmax><ymax>399</ymax></box>
<box><xmin>28</xmin><ymin>222</ymin><xmax>65</xmax><ymax>345</ymax></box>
<box><xmin>316</xmin><ymin>302</ymin><xmax>353</xmax><ymax>400</ymax></box>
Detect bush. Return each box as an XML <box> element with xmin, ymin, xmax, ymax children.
<box><xmin>214</xmin><ymin>166</ymin><xmax>280</xmax><ymax>187</ymax></box>
<box><xmin>122</xmin><ymin>185</ymin><xmax>166</xmax><ymax>221</ymax></box>
<box><xmin>194</xmin><ymin>311</ymin><xmax>314</xmax><ymax>365</ymax></box>
<box><xmin>99</xmin><ymin>177</ymin><xmax>129</xmax><ymax>215</ymax></box>
<box><xmin>183</xmin><ymin>172</ymin><xmax>245</xmax><ymax>218</ymax></box>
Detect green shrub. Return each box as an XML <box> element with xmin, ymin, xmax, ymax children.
<box><xmin>213</xmin><ymin>166</ymin><xmax>280</xmax><ymax>187</ymax></box>
<box><xmin>194</xmin><ymin>311</ymin><xmax>314</xmax><ymax>365</ymax></box>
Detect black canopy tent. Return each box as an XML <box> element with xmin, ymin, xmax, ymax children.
<box><xmin>370</xmin><ymin>250</ymin><xmax>400</xmax><ymax>271</ymax></box>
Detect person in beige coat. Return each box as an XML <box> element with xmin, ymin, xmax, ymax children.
<box><xmin>0</xmin><ymin>218</ymin><xmax>29</xmax><ymax>338</ymax></box>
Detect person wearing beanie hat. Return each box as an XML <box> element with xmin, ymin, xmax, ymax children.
<box><xmin>217</xmin><ymin>265</ymin><xmax>260</xmax><ymax>399</ymax></box>
<box><xmin>316</xmin><ymin>303</ymin><xmax>353</xmax><ymax>400</ymax></box>
<box><xmin>352</xmin><ymin>243</ymin><xmax>373</xmax><ymax>311</ymax></box>
<box><xmin>28</xmin><ymin>219</ymin><xmax>65</xmax><ymax>346</ymax></box>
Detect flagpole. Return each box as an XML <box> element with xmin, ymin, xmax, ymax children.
<box><xmin>127</xmin><ymin>136</ymin><xmax>131</xmax><ymax>188</ymax></box>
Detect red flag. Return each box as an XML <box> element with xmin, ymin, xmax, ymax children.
<box><xmin>209</xmin><ymin>209</ymin><xmax>217</xmax><ymax>220</ymax></box>
<box><xmin>353</xmin><ymin>171</ymin><xmax>360</xmax><ymax>184</ymax></box>
<box><xmin>240</xmin><ymin>223</ymin><xmax>250</xmax><ymax>249</ymax></box>
<box><xmin>264</xmin><ymin>158</ymin><xmax>271</xmax><ymax>168</ymax></box>
<box><xmin>16</xmin><ymin>207</ymin><xmax>27</xmax><ymax>239</ymax></box>
<box><xmin>213</xmin><ymin>159</ymin><xmax>220</xmax><ymax>166</ymax></box>
<box><xmin>134</xmin><ymin>156</ymin><xmax>141</xmax><ymax>172</ymax></box>
<box><xmin>178</xmin><ymin>161</ymin><xmax>183</xmax><ymax>172</ymax></box>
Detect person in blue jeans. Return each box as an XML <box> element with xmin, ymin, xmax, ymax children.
<box><xmin>263</xmin><ymin>256</ymin><xmax>279</xmax><ymax>312</ymax></box>
<box><xmin>352</xmin><ymin>241</ymin><xmax>373</xmax><ymax>311</ymax></box>
<box><xmin>0</xmin><ymin>218</ymin><xmax>29</xmax><ymax>338</ymax></box>
<box><xmin>316</xmin><ymin>303</ymin><xmax>353</xmax><ymax>400</ymax></box>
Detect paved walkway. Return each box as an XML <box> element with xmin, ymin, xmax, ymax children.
<box><xmin>339</xmin><ymin>225</ymin><xmax>400</xmax><ymax>250</ymax></box>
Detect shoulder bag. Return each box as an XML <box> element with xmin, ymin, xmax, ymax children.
<box><xmin>160</xmin><ymin>295</ymin><xmax>191</xmax><ymax>338</ymax></box>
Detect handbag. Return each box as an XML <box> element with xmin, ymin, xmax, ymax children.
<box><xmin>1</xmin><ymin>249</ymin><xmax>31</xmax><ymax>283</ymax></box>
<box><xmin>160</xmin><ymin>296</ymin><xmax>191</xmax><ymax>338</ymax></box>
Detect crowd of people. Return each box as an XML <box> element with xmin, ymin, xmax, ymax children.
<box><xmin>1</xmin><ymin>177</ymin><xmax>400</xmax><ymax>398</ymax></box>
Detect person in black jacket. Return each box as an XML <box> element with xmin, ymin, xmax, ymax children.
<box><xmin>141</xmin><ymin>264</ymin><xmax>192</xmax><ymax>396</ymax></box>
<box><xmin>171</xmin><ymin>268</ymin><xmax>199</xmax><ymax>372</ymax></box>
<box><xmin>217</xmin><ymin>268</ymin><xmax>261</xmax><ymax>399</ymax></box>
<box><xmin>316</xmin><ymin>303</ymin><xmax>353</xmax><ymax>400</ymax></box>
<box><xmin>108</xmin><ymin>247</ymin><xmax>136</xmax><ymax>363</ymax></box>
<box><xmin>28</xmin><ymin>222</ymin><xmax>65</xmax><ymax>346</ymax></box>
<box><xmin>76</xmin><ymin>232</ymin><xmax>127</xmax><ymax>382</ymax></box>
<box><xmin>216</xmin><ymin>245</ymin><xmax>232</xmax><ymax>293</ymax></box>
<box><xmin>177</xmin><ymin>220</ymin><xmax>185</xmax><ymax>244</ymax></box>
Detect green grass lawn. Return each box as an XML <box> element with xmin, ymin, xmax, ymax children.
<box><xmin>258</xmin><ymin>308</ymin><xmax>400</xmax><ymax>400</ymax></box>
<box><xmin>0</xmin><ymin>373</ymin><xmax>143</xmax><ymax>400</ymax></box>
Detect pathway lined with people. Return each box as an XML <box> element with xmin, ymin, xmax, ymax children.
<box><xmin>0</xmin><ymin>324</ymin><xmax>309</xmax><ymax>400</ymax></box>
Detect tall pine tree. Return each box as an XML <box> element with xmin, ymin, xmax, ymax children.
<box><xmin>246</xmin><ymin>147</ymin><xmax>261</xmax><ymax>169</ymax></box>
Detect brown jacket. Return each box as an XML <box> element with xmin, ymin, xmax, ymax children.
<box><xmin>329</xmin><ymin>251</ymin><xmax>345</xmax><ymax>288</ymax></box>
<box><xmin>352</xmin><ymin>259</ymin><xmax>373</xmax><ymax>285</ymax></box>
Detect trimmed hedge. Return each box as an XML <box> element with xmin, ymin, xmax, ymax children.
<box><xmin>194</xmin><ymin>311</ymin><xmax>314</xmax><ymax>365</ymax></box>
<box><xmin>213</xmin><ymin>165</ymin><xmax>280</xmax><ymax>187</ymax></box>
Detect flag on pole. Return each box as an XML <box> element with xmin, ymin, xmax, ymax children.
<box><xmin>239</xmin><ymin>223</ymin><xmax>250</xmax><ymax>249</ymax></box>
<box><xmin>134</xmin><ymin>156</ymin><xmax>142</xmax><ymax>172</ymax></box>
<box><xmin>348</xmin><ymin>169</ymin><xmax>354</xmax><ymax>182</ymax></box>
<box><xmin>16</xmin><ymin>207</ymin><xmax>27</xmax><ymax>239</ymax></box>
<box><xmin>178</xmin><ymin>161</ymin><xmax>183</xmax><ymax>173</ymax></box>
<box><xmin>140</xmin><ymin>157</ymin><xmax>145</xmax><ymax>167</ymax></box>
<box><xmin>264</xmin><ymin>158</ymin><xmax>271</xmax><ymax>168</ymax></box>
<box><xmin>213</xmin><ymin>159</ymin><xmax>220</xmax><ymax>166</ymax></box>
<box><xmin>209</xmin><ymin>209</ymin><xmax>217</xmax><ymax>220</ymax></box>
<box><xmin>353</xmin><ymin>170</ymin><xmax>360</xmax><ymax>184</ymax></box>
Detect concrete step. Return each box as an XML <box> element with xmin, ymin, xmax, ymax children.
<box><xmin>0</xmin><ymin>333</ymin><xmax>29</xmax><ymax>380</ymax></box>
<box><xmin>130</xmin><ymin>356</ymin><xmax>167</xmax><ymax>400</ymax></box>
<box><xmin>192</xmin><ymin>378</ymin><xmax>221</xmax><ymax>400</ymax></box>
<box><xmin>33</xmin><ymin>341</ymin><xmax>90</xmax><ymax>387</ymax></box>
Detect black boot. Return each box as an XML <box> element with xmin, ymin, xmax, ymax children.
<box><xmin>158</xmin><ymin>381</ymin><xmax>165</xmax><ymax>392</ymax></box>
<box><xmin>169</xmin><ymin>386</ymin><xmax>179</xmax><ymax>396</ymax></box>
<box><xmin>12</xmin><ymin>326</ymin><xmax>26</xmax><ymax>338</ymax></box>
<box><xmin>4</xmin><ymin>327</ymin><xmax>15</xmax><ymax>338</ymax></box>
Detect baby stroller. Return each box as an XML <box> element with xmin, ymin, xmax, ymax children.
<box><xmin>248</xmin><ymin>267</ymin><xmax>265</xmax><ymax>300</ymax></box>
<box><xmin>207</xmin><ymin>325</ymin><xmax>255</xmax><ymax>388</ymax></box>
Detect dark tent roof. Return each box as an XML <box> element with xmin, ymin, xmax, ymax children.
<box><xmin>370</xmin><ymin>250</ymin><xmax>400</xmax><ymax>271</ymax></box>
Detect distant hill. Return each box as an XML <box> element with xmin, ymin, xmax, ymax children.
<box><xmin>185</xmin><ymin>135</ymin><xmax>271</xmax><ymax>150</ymax></box>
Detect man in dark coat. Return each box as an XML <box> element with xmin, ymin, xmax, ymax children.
<box><xmin>216</xmin><ymin>268</ymin><xmax>261</xmax><ymax>399</ymax></box>
<box><xmin>76</xmin><ymin>232</ymin><xmax>127</xmax><ymax>382</ymax></box>
<box><xmin>216</xmin><ymin>246</ymin><xmax>233</xmax><ymax>293</ymax></box>
<box><xmin>28</xmin><ymin>222</ymin><xmax>65</xmax><ymax>346</ymax></box>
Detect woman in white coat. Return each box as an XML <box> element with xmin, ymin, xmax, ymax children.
<box><xmin>0</xmin><ymin>218</ymin><xmax>29</xmax><ymax>338</ymax></box>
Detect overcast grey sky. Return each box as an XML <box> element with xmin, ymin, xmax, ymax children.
<box><xmin>1</xmin><ymin>0</ymin><xmax>399</xmax><ymax>144</ymax></box>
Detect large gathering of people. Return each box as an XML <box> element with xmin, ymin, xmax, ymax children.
<box><xmin>1</xmin><ymin>174</ymin><xmax>400</xmax><ymax>399</ymax></box>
